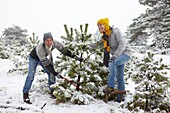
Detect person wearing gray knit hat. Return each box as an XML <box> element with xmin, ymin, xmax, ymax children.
<box><xmin>43</xmin><ymin>32</ymin><xmax>53</xmax><ymax>42</ymax></box>
<box><xmin>22</xmin><ymin>32</ymin><xmax>83</xmax><ymax>104</ymax></box>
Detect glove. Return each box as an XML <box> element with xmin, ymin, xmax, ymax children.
<box><xmin>55</xmin><ymin>72</ymin><xmax>63</xmax><ymax>79</ymax></box>
<box><xmin>110</xmin><ymin>55</ymin><xmax>116</xmax><ymax>63</ymax></box>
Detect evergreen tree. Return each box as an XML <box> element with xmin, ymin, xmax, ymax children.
<box><xmin>1</xmin><ymin>25</ymin><xmax>28</xmax><ymax>59</ymax></box>
<box><xmin>8</xmin><ymin>33</ymin><xmax>40</xmax><ymax>75</ymax></box>
<box><xmin>127</xmin><ymin>0</ymin><xmax>170</xmax><ymax>49</ymax></box>
<box><xmin>2</xmin><ymin>25</ymin><xmax>28</xmax><ymax>45</ymax></box>
<box><xmin>126</xmin><ymin>52</ymin><xmax>170</xmax><ymax>112</ymax></box>
<box><xmin>0</xmin><ymin>34</ymin><xmax>8</xmax><ymax>59</ymax></box>
<box><xmin>53</xmin><ymin>24</ymin><xmax>108</xmax><ymax>105</ymax></box>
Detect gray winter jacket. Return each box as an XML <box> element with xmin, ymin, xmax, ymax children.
<box><xmin>91</xmin><ymin>26</ymin><xmax>133</xmax><ymax>58</ymax></box>
<box><xmin>109</xmin><ymin>27</ymin><xmax>132</xmax><ymax>58</ymax></box>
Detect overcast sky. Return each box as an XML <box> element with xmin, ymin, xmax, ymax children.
<box><xmin>0</xmin><ymin>0</ymin><xmax>147</xmax><ymax>40</ymax></box>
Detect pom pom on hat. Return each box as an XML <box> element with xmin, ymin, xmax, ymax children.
<box><xmin>97</xmin><ymin>18</ymin><xmax>109</xmax><ymax>27</ymax></box>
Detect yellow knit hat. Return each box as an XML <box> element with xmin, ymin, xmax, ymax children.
<box><xmin>97</xmin><ymin>18</ymin><xmax>109</xmax><ymax>27</ymax></box>
<box><xmin>97</xmin><ymin>18</ymin><xmax>112</xmax><ymax>36</ymax></box>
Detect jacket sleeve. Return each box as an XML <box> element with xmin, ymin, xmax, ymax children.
<box><xmin>114</xmin><ymin>28</ymin><xmax>126</xmax><ymax>58</ymax></box>
<box><xmin>53</xmin><ymin>40</ymin><xmax>75</xmax><ymax>58</ymax></box>
<box><xmin>45</xmin><ymin>64</ymin><xmax>58</xmax><ymax>76</ymax></box>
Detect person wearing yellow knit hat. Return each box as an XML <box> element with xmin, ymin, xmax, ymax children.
<box><xmin>97</xmin><ymin>18</ymin><xmax>133</xmax><ymax>103</ymax></box>
<box><xmin>97</xmin><ymin>18</ymin><xmax>112</xmax><ymax>67</ymax></box>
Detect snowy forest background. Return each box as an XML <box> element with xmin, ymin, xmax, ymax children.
<box><xmin>0</xmin><ymin>0</ymin><xmax>170</xmax><ymax>113</ymax></box>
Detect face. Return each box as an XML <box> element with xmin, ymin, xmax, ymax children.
<box><xmin>98</xmin><ymin>24</ymin><xmax>105</xmax><ymax>33</ymax></box>
<box><xmin>44</xmin><ymin>38</ymin><xmax>53</xmax><ymax>48</ymax></box>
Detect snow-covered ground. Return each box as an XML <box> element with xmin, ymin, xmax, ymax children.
<box><xmin>0</xmin><ymin>59</ymin><xmax>130</xmax><ymax>113</ymax></box>
<box><xmin>0</xmin><ymin>53</ymin><xmax>169</xmax><ymax>113</ymax></box>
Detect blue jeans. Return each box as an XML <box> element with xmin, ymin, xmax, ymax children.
<box><xmin>108</xmin><ymin>54</ymin><xmax>130</xmax><ymax>101</ymax></box>
<box><xmin>23</xmin><ymin>56</ymin><xmax>56</xmax><ymax>93</ymax></box>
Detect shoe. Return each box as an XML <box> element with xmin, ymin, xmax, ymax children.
<box><xmin>51</xmin><ymin>93</ymin><xmax>56</xmax><ymax>99</ymax></box>
<box><xmin>103</xmin><ymin>86</ymin><xmax>114</xmax><ymax>93</ymax></box>
<box><xmin>23</xmin><ymin>92</ymin><xmax>32</xmax><ymax>104</ymax></box>
<box><xmin>49</xmin><ymin>89</ymin><xmax>56</xmax><ymax>99</ymax></box>
<box><xmin>115</xmin><ymin>99</ymin><xmax>125</xmax><ymax>103</ymax></box>
<box><xmin>115</xmin><ymin>94</ymin><xmax>125</xmax><ymax>103</ymax></box>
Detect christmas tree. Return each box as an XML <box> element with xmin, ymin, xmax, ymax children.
<box><xmin>0</xmin><ymin>34</ymin><xmax>8</xmax><ymax>59</ymax></box>
<box><xmin>52</xmin><ymin>24</ymin><xmax>108</xmax><ymax>105</ymax></box>
<box><xmin>8</xmin><ymin>33</ymin><xmax>40</xmax><ymax>75</ymax></box>
<box><xmin>126</xmin><ymin>52</ymin><xmax>170</xmax><ymax>112</ymax></box>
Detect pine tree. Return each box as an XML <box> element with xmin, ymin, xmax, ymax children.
<box><xmin>53</xmin><ymin>24</ymin><xmax>108</xmax><ymax>105</ymax></box>
<box><xmin>127</xmin><ymin>0</ymin><xmax>170</xmax><ymax>50</ymax></box>
<box><xmin>0</xmin><ymin>34</ymin><xmax>8</xmax><ymax>59</ymax></box>
<box><xmin>2</xmin><ymin>25</ymin><xmax>28</xmax><ymax>45</ymax></box>
<box><xmin>1</xmin><ymin>25</ymin><xmax>28</xmax><ymax>59</ymax></box>
<box><xmin>126</xmin><ymin>52</ymin><xmax>170</xmax><ymax>112</ymax></box>
<box><xmin>8</xmin><ymin>33</ymin><xmax>40</xmax><ymax>75</ymax></box>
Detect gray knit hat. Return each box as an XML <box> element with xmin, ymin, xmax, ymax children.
<box><xmin>43</xmin><ymin>32</ymin><xmax>53</xmax><ymax>42</ymax></box>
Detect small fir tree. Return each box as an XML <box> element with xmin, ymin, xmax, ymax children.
<box><xmin>8</xmin><ymin>33</ymin><xmax>40</xmax><ymax>75</ymax></box>
<box><xmin>0</xmin><ymin>34</ymin><xmax>8</xmax><ymax>59</ymax></box>
<box><xmin>126</xmin><ymin>52</ymin><xmax>170</xmax><ymax>113</ymax></box>
<box><xmin>53</xmin><ymin>24</ymin><xmax>108</xmax><ymax>105</ymax></box>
